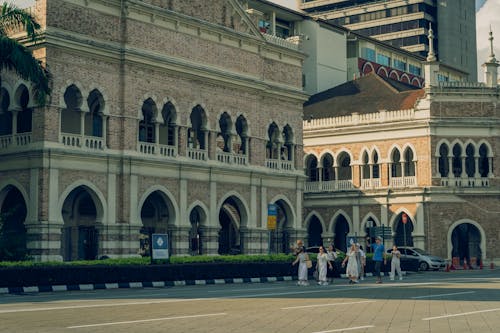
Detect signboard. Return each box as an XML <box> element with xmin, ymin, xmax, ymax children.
<box><xmin>372</xmin><ymin>226</ymin><xmax>392</xmax><ymax>239</ymax></box>
<box><xmin>151</xmin><ymin>233</ymin><xmax>169</xmax><ymax>260</ymax></box>
<box><xmin>267</xmin><ymin>204</ymin><xmax>277</xmax><ymax>230</ymax></box>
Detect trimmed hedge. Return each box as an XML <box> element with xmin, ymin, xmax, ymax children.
<box><xmin>0</xmin><ymin>255</ymin><xmax>419</xmax><ymax>288</ymax></box>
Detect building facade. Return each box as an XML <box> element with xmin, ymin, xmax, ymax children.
<box><xmin>299</xmin><ymin>0</ymin><xmax>478</xmax><ymax>82</ymax></box>
<box><xmin>0</xmin><ymin>0</ymin><xmax>308</xmax><ymax>261</ymax></box>
<box><xmin>302</xmin><ymin>43</ymin><xmax>499</xmax><ymax>265</ymax></box>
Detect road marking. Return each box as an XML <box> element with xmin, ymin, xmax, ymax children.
<box><xmin>411</xmin><ymin>291</ymin><xmax>475</xmax><ymax>299</ymax></box>
<box><xmin>312</xmin><ymin>325</ymin><xmax>374</xmax><ymax>333</ymax></box>
<box><xmin>67</xmin><ymin>312</ymin><xmax>227</xmax><ymax>329</ymax></box>
<box><xmin>281</xmin><ymin>300</ymin><xmax>375</xmax><ymax>310</ymax></box>
<box><xmin>0</xmin><ymin>298</ymin><xmax>211</xmax><ymax>314</ymax></box>
<box><xmin>207</xmin><ymin>286</ymin><xmax>289</xmax><ymax>293</ymax></box>
<box><xmin>422</xmin><ymin>308</ymin><xmax>500</xmax><ymax>321</ymax></box>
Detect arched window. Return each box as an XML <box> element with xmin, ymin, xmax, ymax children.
<box><xmin>478</xmin><ymin>144</ymin><xmax>489</xmax><ymax>177</ymax></box>
<box><xmin>452</xmin><ymin>144</ymin><xmax>462</xmax><ymax>177</ymax></box>
<box><xmin>0</xmin><ymin>88</ymin><xmax>12</xmax><ymax>136</ymax></box>
<box><xmin>391</xmin><ymin>149</ymin><xmax>402</xmax><ymax>177</ymax></box>
<box><xmin>465</xmin><ymin>144</ymin><xmax>475</xmax><ymax>177</ymax></box>
<box><xmin>189</xmin><ymin>105</ymin><xmax>207</xmax><ymax>149</ymax></box>
<box><xmin>139</xmin><ymin>98</ymin><xmax>157</xmax><ymax>143</ymax></box>
<box><xmin>282</xmin><ymin>125</ymin><xmax>294</xmax><ymax>161</ymax></box>
<box><xmin>372</xmin><ymin>151</ymin><xmax>380</xmax><ymax>179</ymax></box>
<box><xmin>404</xmin><ymin>148</ymin><xmax>415</xmax><ymax>176</ymax></box>
<box><xmin>62</xmin><ymin>84</ymin><xmax>83</xmax><ymax>134</ymax></box>
<box><xmin>305</xmin><ymin>155</ymin><xmax>318</xmax><ymax>181</ymax></box>
<box><xmin>337</xmin><ymin>152</ymin><xmax>351</xmax><ymax>180</ymax></box>
<box><xmin>160</xmin><ymin>102</ymin><xmax>177</xmax><ymax>146</ymax></box>
<box><xmin>438</xmin><ymin>143</ymin><xmax>449</xmax><ymax>177</ymax></box>
<box><xmin>218</xmin><ymin>112</ymin><xmax>232</xmax><ymax>152</ymax></box>
<box><xmin>266</xmin><ymin>122</ymin><xmax>280</xmax><ymax>159</ymax></box>
<box><xmin>16</xmin><ymin>85</ymin><xmax>32</xmax><ymax>134</ymax></box>
<box><xmin>86</xmin><ymin>89</ymin><xmax>104</xmax><ymax>137</ymax></box>
<box><xmin>361</xmin><ymin>151</ymin><xmax>370</xmax><ymax>179</ymax></box>
<box><xmin>322</xmin><ymin>153</ymin><xmax>334</xmax><ymax>181</ymax></box>
<box><xmin>235</xmin><ymin>115</ymin><xmax>248</xmax><ymax>155</ymax></box>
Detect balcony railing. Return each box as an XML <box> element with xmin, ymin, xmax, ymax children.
<box><xmin>187</xmin><ymin>147</ymin><xmax>207</xmax><ymax>161</ymax></box>
<box><xmin>304</xmin><ymin>180</ymin><xmax>354</xmax><ymax>192</ymax></box>
<box><xmin>216</xmin><ymin>151</ymin><xmax>247</xmax><ymax>165</ymax></box>
<box><xmin>61</xmin><ymin>133</ymin><xmax>104</xmax><ymax>150</ymax></box>
<box><xmin>361</xmin><ymin>178</ymin><xmax>382</xmax><ymax>189</ymax></box>
<box><xmin>440</xmin><ymin>177</ymin><xmax>490</xmax><ymax>188</ymax></box>
<box><xmin>265</xmin><ymin>158</ymin><xmax>294</xmax><ymax>171</ymax></box>
<box><xmin>390</xmin><ymin>176</ymin><xmax>416</xmax><ymax>188</ymax></box>
<box><xmin>0</xmin><ymin>133</ymin><xmax>32</xmax><ymax>149</ymax></box>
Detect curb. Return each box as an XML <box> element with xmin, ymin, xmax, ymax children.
<box><xmin>0</xmin><ymin>276</ymin><xmax>296</xmax><ymax>295</ymax></box>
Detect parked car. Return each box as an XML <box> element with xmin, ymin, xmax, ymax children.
<box><xmin>388</xmin><ymin>247</ymin><xmax>446</xmax><ymax>271</ymax></box>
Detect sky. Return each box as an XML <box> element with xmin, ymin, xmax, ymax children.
<box><xmin>10</xmin><ymin>0</ymin><xmax>500</xmax><ymax>80</ymax></box>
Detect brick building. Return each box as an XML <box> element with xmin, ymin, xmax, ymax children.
<box><xmin>302</xmin><ymin>34</ymin><xmax>499</xmax><ymax>266</ymax></box>
<box><xmin>0</xmin><ymin>0</ymin><xmax>308</xmax><ymax>261</ymax></box>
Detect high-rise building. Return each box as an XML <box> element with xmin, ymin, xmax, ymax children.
<box><xmin>298</xmin><ymin>0</ymin><xmax>478</xmax><ymax>81</ymax></box>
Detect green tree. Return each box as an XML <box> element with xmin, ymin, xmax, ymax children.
<box><xmin>0</xmin><ymin>2</ymin><xmax>50</xmax><ymax>105</ymax></box>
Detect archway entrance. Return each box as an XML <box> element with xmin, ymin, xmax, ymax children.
<box><xmin>0</xmin><ymin>186</ymin><xmax>27</xmax><ymax>260</ymax></box>
<box><xmin>139</xmin><ymin>191</ymin><xmax>172</xmax><ymax>257</ymax></box>
<box><xmin>363</xmin><ymin>217</ymin><xmax>378</xmax><ymax>253</ymax></box>
<box><xmin>451</xmin><ymin>223</ymin><xmax>482</xmax><ymax>267</ymax></box>
<box><xmin>394</xmin><ymin>213</ymin><xmax>414</xmax><ymax>247</ymax></box>
<box><xmin>307</xmin><ymin>215</ymin><xmax>323</xmax><ymax>247</ymax></box>
<box><xmin>61</xmin><ymin>186</ymin><xmax>102</xmax><ymax>261</ymax></box>
<box><xmin>269</xmin><ymin>199</ymin><xmax>293</xmax><ymax>254</ymax></box>
<box><xmin>189</xmin><ymin>206</ymin><xmax>206</xmax><ymax>255</ymax></box>
<box><xmin>218</xmin><ymin>197</ymin><xmax>241</xmax><ymax>255</ymax></box>
<box><xmin>333</xmin><ymin>215</ymin><xmax>350</xmax><ymax>252</ymax></box>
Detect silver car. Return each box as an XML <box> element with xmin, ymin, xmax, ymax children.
<box><xmin>396</xmin><ymin>247</ymin><xmax>446</xmax><ymax>271</ymax></box>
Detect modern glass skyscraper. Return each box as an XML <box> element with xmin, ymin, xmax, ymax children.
<box><xmin>299</xmin><ymin>0</ymin><xmax>477</xmax><ymax>81</ymax></box>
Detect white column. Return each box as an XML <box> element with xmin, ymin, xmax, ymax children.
<box><xmin>179</xmin><ymin>179</ymin><xmax>188</xmax><ymax>227</ymax></box>
<box><xmin>129</xmin><ymin>175</ymin><xmax>139</xmax><ymax>225</ymax></box>
<box><xmin>107</xmin><ymin>173</ymin><xmax>116</xmax><ymax>224</ymax></box>
<box><xmin>460</xmin><ymin>155</ymin><xmax>467</xmax><ymax>178</ymax></box>
<box><xmin>80</xmin><ymin>111</ymin><xmax>85</xmax><ymax>136</ymax></box>
<box><xmin>209</xmin><ymin>179</ymin><xmax>217</xmax><ymax>228</ymax></box>
<box><xmin>448</xmin><ymin>156</ymin><xmax>454</xmax><ymax>178</ymax></box>
<box><xmin>474</xmin><ymin>155</ymin><xmax>480</xmax><ymax>178</ymax></box>
<box><xmin>260</xmin><ymin>186</ymin><xmax>267</xmax><ymax>229</ymax></box>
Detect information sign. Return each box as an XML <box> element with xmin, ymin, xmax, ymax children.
<box><xmin>151</xmin><ymin>233</ymin><xmax>169</xmax><ymax>260</ymax></box>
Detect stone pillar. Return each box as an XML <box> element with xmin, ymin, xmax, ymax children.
<box><xmin>178</xmin><ymin>126</ymin><xmax>187</xmax><ymax>156</ymax></box>
<box><xmin>381</xmin><ymin>163</ymin><xmax>389</xmax><ymax>186</ymax></box>
<box><xmin>10</xmin><ymin>109</ymin><xmax>19</xmax><ymax>135</ymax></box>
<box><xmin>207</xmin><ymin>131</ymin><xmax>217</xmax><ymax>160</ymax></box>
<box><xmin>169</xmin><ymin>226</ymin><xmax>191</xmax><ymax>256</ymax></box>
<box><xmin>460</xmin><ymin>155</ymin><xmax>467</xmax><ymax>178</ymax></box>
<box><xmin>474</xmin><ymin>155</ymin><xmax>480</xmax><ymax>178</ymax></box>
<box><xmin>200</xmin><ymin>226</ymin><xmax>220</xmax><ymax>255</ymax></box>
<box><xmin>352</xmin><ymin>164</ymin><xmax>361</xmax><ymax>187</ymax></box>
<box><xmin>25</xmin><ymin>222</ymin><xmax>64</xmax><ymax>262</ymax></box>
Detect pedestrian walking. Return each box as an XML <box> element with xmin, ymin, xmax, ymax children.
<box><xmin>326</xmin><ymin>244</ymin><xmax>338</xmax><ymax>282</ymax></box>
<box><xmin>316</xmin><ymin>246</ymin><xmax>333</xmax><ymax>285</ymax></box>
<box><xmin>292</xmin><ymin>246</ymin><xmax>310</xmax><ymax>286</ymax></box>
<box><xmin>390</xmin><ymin>245</ymin><xmax>403</xmax><ymax>281</ymax></box>
<box><xmin>342</xmin><ymin>243</ymin><xmax>359</xmax><ymax>284</ymax></box>
<box><xmin>369</xmin><ymin>236</ymin><xmax>387</xmax><ymax>284</ymax></box>
<box><xmin>357</xmin><ymin>244</ymin><xmax>366</xmax><ymax>281</ymax></box>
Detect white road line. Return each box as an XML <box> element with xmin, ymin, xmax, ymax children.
<box><xmin>67</xmin><ymin>312</ymin><xmax>227</xmax><ymax>329</ymax></box>
<box><xmin>281</xmin><ymin>300</ymin><xmax>375</xmax><ymax>310</ymax></box>
<box><xmin>0</xmin><ymin>298</ymin><xmax>210</xmax><ymax>314</ymax></box>
<box><xmin>422</xmin><ymin>308</ymin><xmax>500</xmax><ymax>321</ymax></box>
<box><xmin>312</xmin><ymin>325</ymin><xmax>374</xmax><ymax>333</ymax></box>
<box><xmin>411</xmin><ymin>291</ymin><xmax>475</xmax><ymax>299</ymax></box>
<box><xmin>207</xmin><ymin>286</ymin><xmax>289</xmax><ymax>293</ymax></box>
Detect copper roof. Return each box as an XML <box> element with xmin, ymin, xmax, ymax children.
<box><xmin>304</xmin><ymin>73</ymin><xmax>425</xmax><ymax>119</ymax></box>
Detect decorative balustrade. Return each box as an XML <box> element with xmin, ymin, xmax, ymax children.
<box><xmin>304</xmin><ymin>180</ymin><xmax>354</xmax><ymax>192</ymax></box>
<box><xmin>361</xmin><ymin>178</ymin><xmax>382</xmax><ymax>189</ymax></box>
<box><xmin>262</xmin><ymin>33</ymin><xmax>300</xmax><ymax>51</ymax></box>
<box><xmin>61</xmin><ymin>133</ymin><xmax>104</xmax><ymax>150</ymax></box>
<box><xmin>0</xmin><ymin>133</ymin><xmax>32</xmax><ymax>149</ymax></box>
<box><xmin>440</xmin><ymin>177</ymin><xmax>489</xmax><ymax>188</ymax></box>
<box><xmin>216</xmin><ymin>151</ymin><xmax>247</xmax><ymax>165</ymax></box>
<box><xmin>303</xmin><ymin>109</ymin><xmax>416</xmax><ymax>130</ymax></box>
<box><xmin>187</xmin><ymin>147</ymin><xmax>207</xmax><ymax>161</ymax></box>
<box><xmin>159</xmin><ymin>144</ymin><xmax>176</xmax><ymax>157</ymax></box>
<box><xmin>265</xmin><ymin>158</ymin><xmax>294</xmax><ymax>171</ymax></box>
<box><xmin>390</xmin><ymin>176</ymin><xmax>416</xmax><ymax>188</ymax></box>
<box><xmin>438</xmin><ymin>81</ymin><xmax>486</xmax><ymax>89</ymax></box>
<box><xmin>138</xmin><ymin>142</ymin><xmax>156</xmax><ymax>155</ymax></box>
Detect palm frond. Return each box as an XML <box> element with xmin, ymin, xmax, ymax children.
<box><xmin>0</xmin><ymin>35</ymin><xmax>50</xmax><ymax>105</ymax></box>
<box><xmin>0</xmin><ymin>2</ymin><xmax>40</xmax><ymax>41</ymax></box>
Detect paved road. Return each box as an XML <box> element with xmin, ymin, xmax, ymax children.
<box><xmin>0</xmin><ymin>269</ymin><xmax>499</xmax><ymax>333</ymax></box>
